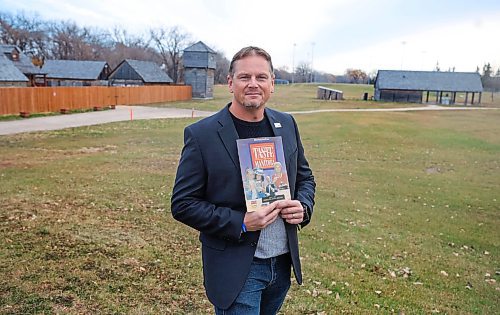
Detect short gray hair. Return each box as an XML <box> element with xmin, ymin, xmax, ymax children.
<box><xmin>228</xmin><ymin>46</ymin><xmax>274</xmax><ymax>77</ymax></box>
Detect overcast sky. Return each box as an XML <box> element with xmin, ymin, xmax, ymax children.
<box><xmin>1</xmin><ymin>0</ymin><xmax>499</xmax><ymax>75</ymax></box>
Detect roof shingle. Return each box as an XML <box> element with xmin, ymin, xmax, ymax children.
<box><xmin>42</xmin><ymin>60</ymin><xmax>108</xmax><ymax>80</ymax></box>
<box><xmin>184</xmin><ymin>41</ymin><xmax>216</xmax><ymax>54</ymax></box>
<box><xmin>0</xmin><ymin>44</ymin><xmax>43</xmax><ymax>75</ymax></box>
<box><xmin>122</xmin><ymin>59</ymin><xmax>173</xmax><ymax>83</ymax></box>
<box><xmin>376</xmin><ymin>70</ymin><xmax>483</xmax><ymax>92</ymax></box>
<box><xmin>0</xmin><ymin>55</ymin><xmax>29</xmax><ymax>82</ymax></box>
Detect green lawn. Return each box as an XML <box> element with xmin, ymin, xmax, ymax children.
<box><xmin>0</xmin><ymin>92</ymin><xmax>499</xmax><ymax>313</ymax></box>
<box><xmin>154</xmin><ymin>84</ymin><xmax>500</xmax><ymax>113</ymax></box>
<box><xmin>154</xmin><ymin>83</ymin><xmax>427</xmax><ymax>112</ymax></box>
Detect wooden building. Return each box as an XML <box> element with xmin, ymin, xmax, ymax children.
<box><xmin>0</xmin><ymin>54</ymin><xmax>29</xmax><ymax>87</ymax></box>
<box><xmin>0</xmin><ymin>44</ymin><xmax>46</xmax><ymax>87</ymax></box>
<box><xmin>317</xmin><ymin>86</ymin><xmax>343</xmax><ymax>100</ymax></box>
<box><xmin>183</xmin><ymin>41</ymin><xmax>216</xmax><ymax>99</ymax></box>
<box><xmin>42</xmin><ymin>60</ymin><xmax>110</xmax><ymax>86</ymax></box>
<box><xmin>108</xmin><ymin>59</ymin><xmax>173</xmax><ymax>86</ymax></box>
<box><xmin>374</xmin><ymin>70</ymin><xmax>483</xmax><ymax>105</ymax></box>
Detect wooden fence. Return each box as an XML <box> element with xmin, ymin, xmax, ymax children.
<box><xmin>0</xmin><ymin>85</ymin><xmax>192</xmax><ymax>115</ymax></box>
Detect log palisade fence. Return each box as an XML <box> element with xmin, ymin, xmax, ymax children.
<box><xmin>0</xmin><ymin>85</ymin><xmax>192</xmax><ymax>115</ymax></box>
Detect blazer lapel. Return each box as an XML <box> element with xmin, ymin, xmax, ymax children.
<box><xmin>266</xmin><ymin>108</ymin><xmax>294</xmax><ymax>175</ymax></box>
<box><xmin>266</xmin><ymin>108</ymin><xmax>283</xmax><ymax>139</ymax></box>
<box><xmin>217</xmin><ymin>107</ymin><xmax>240</xmax><ymax>169</ymax></box>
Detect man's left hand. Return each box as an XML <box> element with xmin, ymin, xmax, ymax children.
<box><xmin>277</xmin><ymin>200</ymin><xmax>303</xmax><ymax>224</ymax></box>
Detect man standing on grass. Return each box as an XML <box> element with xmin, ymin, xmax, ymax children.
<box><xmin>171</xmin><ymin>46</ymin><xmax>315</xmax><ymax>314</ymax></box>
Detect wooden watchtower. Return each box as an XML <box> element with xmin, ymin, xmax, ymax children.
<box><xmin>183</xmin><ymin>41</ymin><xmax>216</xmax><ymax>99</ymax></box>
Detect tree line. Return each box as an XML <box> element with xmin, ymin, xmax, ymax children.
<box><xmin>479</xmin><ymin>63</ymin><xmax>500</xmax><ymax>92</ymax></box>
<box><xmin>0</xmin><ymin>11</ymin><xmax>230</xmax><ymax>84</ymax></box>
<box><xmin>1</xmin><ymin>10</ymin><xmax>377</xmax><ymax>86</ymax></box>
<box><xmin>274</xmin><ymin>64</ymin><xmax>369</xmax><ymax>84</ymax></box>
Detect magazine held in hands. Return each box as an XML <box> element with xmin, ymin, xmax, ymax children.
<box><xmin>236</xmin><ymin>136</ymin><xmax>291</xmax><ymax>212</ymax></box>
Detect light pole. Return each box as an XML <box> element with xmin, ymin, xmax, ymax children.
<box><xmin>292</xmin><ymin>43</ymin><xmax>296</xmax><ymax>84</ymax></box>
<box><xmin>311</xmin><ymin>42</ymin><xmax>315</xmax><ymax>83</ymax></box>
<box><xmin>400</xmin><ymin>41</ymin><xmax>406</xmax><ymax>70</ymax></box>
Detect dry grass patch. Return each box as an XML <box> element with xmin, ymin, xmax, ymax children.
<box><xmin>1</xmin><ymin>106</ymin><xmax>499</xmax><ymax>313</ymax></box>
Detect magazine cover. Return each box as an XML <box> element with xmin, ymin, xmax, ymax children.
<box><xmin>236</xmin><ymin>136</ymin><xmax>291</xmax><ymax>212</ymax></box>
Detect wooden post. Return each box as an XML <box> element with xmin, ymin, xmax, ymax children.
<box><xmin>471</xmin><ymin>92</ymin><xmax>475</xmax><ymax>105</ymax></box>
<box><xmin>464</xmin><ymin>92</ymin><xmax>468</xmax><ymax>105</ymax></box>
<box><xmin>452</xmin><ymin>92</ymin><xmax>456</xmax><ymax>104</ymax></box>
<box><xmin>435</xmin><ymin>91</ymin><xmax>439</xmax><ymax>103</ymax></box>
<box><xmin>439</xmin><ymin>91</ymin><xmax>443</xmax><ymax>104</ymax></box>
<box><xmin>478</xmin><ymin>92</ymin><xmax>482</xmax><ymax>104</ymax></box>
<box><xmin>426</xmin><ymin>91</ymin><xmax>429</xmax><ymax>103</ymax></box>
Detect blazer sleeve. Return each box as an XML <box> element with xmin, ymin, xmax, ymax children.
<box><xmin>291</xmin><ymin>116</ymin><xmax>316</xmax><ymax>228</ymax></box>
<box><xmin>170</xmin><ymin>126</ymin><xmax>244</xmax><ymax>241</ymax></box>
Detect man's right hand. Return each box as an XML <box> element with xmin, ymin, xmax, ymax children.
<box><xmin>243</xmin><ymin>201</ymin><xmax>281</xmax><ymax>231</ymax></box>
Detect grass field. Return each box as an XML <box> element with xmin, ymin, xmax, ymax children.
<box><xmin>155</xmin><ymin>83</ymin><xmax>500</xmax><ymax>112</ymax></box>
<box><xmin>154</xmin><ymin>83</ymin><xmax>424</xmax><ymax>112</ymax></box>
<box><xmin>1</xmin><ymin>85</ymin><xmax>499</xmax><ymax>314</ymax></box>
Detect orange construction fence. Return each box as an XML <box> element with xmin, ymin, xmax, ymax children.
<box><xmin>0</xmin><ymin>85</ymin><xmax>192</xmax><ymax>115</ymax></box>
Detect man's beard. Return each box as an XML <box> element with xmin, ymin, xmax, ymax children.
<box><xmin>243</xmin><ymin>101</ymin><xmax>263</xmax><ymax>109</ymax></box>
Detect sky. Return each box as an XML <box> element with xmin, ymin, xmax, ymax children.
<box><xmin>1</xmin><ymin>0</ymin><xmax>499</xmax><ymax>75</ymax></box>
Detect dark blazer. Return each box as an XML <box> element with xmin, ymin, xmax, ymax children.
<box><xmin>171</xmin><ymin>104</ymin><xmax>315</xmax><ymax>309</ymax></box>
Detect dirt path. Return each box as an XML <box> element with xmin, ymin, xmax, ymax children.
<box><xmin>0</xmin><ymin>104</ymin><xmax>497</xmax><ymax>136</ymax></box>
<box><xmin>0</xmin><ymin>106</ymin><xmax>213</xmax><ymax>136</ymax></box>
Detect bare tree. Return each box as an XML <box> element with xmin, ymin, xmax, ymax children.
<box><xmin>0</xmin><ymin>10</ymin><xmax>166</xmax><ymax>68</ymax></box>
<box><xmin>345</xmin><ymin>68</ymin><xmax>368</xmax><ymax>84</ymax></box>
<box><xmin>313</xmin><ymin>71</ymin><xmax>336</xmax><ymax>83</ymax></box>
<box><xmin>106</xmin><ymin>26</ymin><xmax>156</xmax><ymax>68</ymax></box>
<box><xmin>295</xmin><ymin>62</ymin><xmax>312</xmax><ymax>83</ymax></box>
<box><xmin>274</xmin><ymin>66</ymin><xmax>292</xmax><ymax>82</ymax></box>
<box><xmin>0</xmin><ymin>11</ymin><xmax>48</xmax><ymax>57</ymax></box>
<box><xmin>48</xmin><ymin>20</ymin><xmax>86</xmax><ymax>59</ymax></box>
<box><xmin>149</xmin><ymin>26</ymin><xmax>191</xmax><ymax>83</ymax></box>
<box><xmin>214</xmin><ymin>49</ymin><xmax>230</xmax><ymax>84</ymax></box>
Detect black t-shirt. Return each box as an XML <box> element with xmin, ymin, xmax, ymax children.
<box><xmin>230</xmin><ymin>111</ymin><xmax>274</xmax><ymax>139</ymax></box>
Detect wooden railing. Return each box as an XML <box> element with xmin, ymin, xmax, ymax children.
<box><xmin>0</xmin><ymin>85</ymin><xmax>192</xmax><ymax>115</ymax></box>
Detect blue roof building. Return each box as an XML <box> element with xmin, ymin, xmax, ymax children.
<box><xmin>374</xmin><ymin>70</ymin><xmax>483</xmax><ymax>105</ymax></box>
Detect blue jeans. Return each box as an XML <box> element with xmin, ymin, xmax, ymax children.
<box><xmin>214</xmin><ymin>253</ymin><xmax>292</xmax><ymax>315</ymax></box>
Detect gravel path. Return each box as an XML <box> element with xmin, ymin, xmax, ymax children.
<box><xmin>0</xmin><ymin>104</ymin><xmax>496</xmax><ymax>136</ymax></box>
<box><xmin>0</xmin><ymin>106</ymin><xmax>213</xmax><ymax>136</ymax></box>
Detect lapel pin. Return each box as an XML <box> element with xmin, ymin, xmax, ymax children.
<box><xmin>274</xmin><ymin>122</ymin><xmax>282</xmax><ymax>128</ymax></box>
